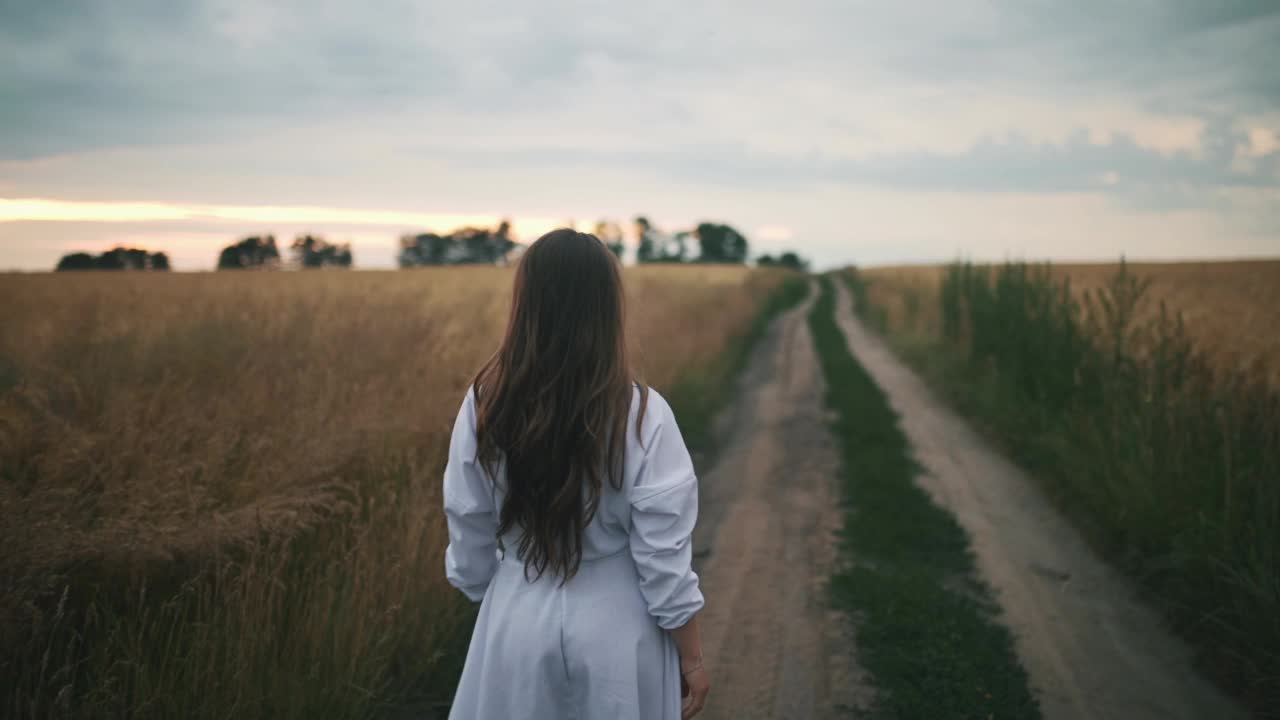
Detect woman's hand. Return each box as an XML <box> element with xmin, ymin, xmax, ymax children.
<box><xmin>680</xmin><ymin>657</ymin><xmax>709</xmax><ymax>719</ymax></box>
<box><xmin>671</xmin><ymin>616</ymin><xmax>707</xmax><ymax>717</ymax></box>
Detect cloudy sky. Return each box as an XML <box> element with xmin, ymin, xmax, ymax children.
<box><xmin>2</xmin><ymin>0</ymin><xmax>1278</xmax><ymax>270</ymax></box>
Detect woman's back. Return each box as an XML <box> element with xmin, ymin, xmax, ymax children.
<box><xmin>441</xmin><ymin>228</ymin><xmax>708</xmax><ymax>719</ymax></box>
<box><xmin>484</xmin><ymin>384</ymin><xmax>697</xmax><ymax>561</ymax></box>
<box><xmin>444</xmin><ymin>385</ymin><xmax>703</xmax><ymax>719</ymax></box>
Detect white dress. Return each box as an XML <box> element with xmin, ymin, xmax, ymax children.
<box><xmin>444</xmin><ymin>385</ymin><xmax>705</xmax><ymax>720</ymax></box>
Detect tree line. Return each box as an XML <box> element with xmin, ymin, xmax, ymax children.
<box><xmin>56</xmin><ymin>247</ymin><xmax>171</xmax><ymax>271</ymax></box>
<box><xmin>54</xmin><ymin>217</ymin><xmax>808</xmax><ymax>271</ymax></box>
<box><xmin>398</xmin><ymin>216</ymin><xmax>807</xmax><ymax>269</ymax></box>
<box><xmin>214</xmin><ymin>235</ymin><xmax>353</xmax><ymax>270</ymax></box>
<box><xmin>54</xmin><ymin>235</ymin><xmax>354</xmax><ymax>272</ymax></box>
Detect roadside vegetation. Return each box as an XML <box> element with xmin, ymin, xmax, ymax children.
<box><xmin>809</xmin><ymin>276</ymin><xmax>1040</xmax><ymax>719</ymax></box>
<box><xmin>852</xmin><ymin>260</ymin><xmax>1280</xmax><ymax>388</ymax></box>
<box><xmin>0</xmin><ymin>265</ymin><xmax>798</xmax><ymax>719</ymax></box>
<box><xmin>666</xmin><ymin>272</ymin><xmax>808</xmax><ymax>452</ymax></box>
<box><xmin>848</xmin><ymin>260</ymin><xmax>1280</xmax><ymax>714</ymax></box>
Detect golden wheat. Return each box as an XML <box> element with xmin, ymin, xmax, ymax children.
<box><xmin>0</xmin><ymin>264</ymin><xmax>786</xmax><ymax>718</ymax></box>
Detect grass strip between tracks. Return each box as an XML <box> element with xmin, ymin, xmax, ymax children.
<box><xmin>808</xmin><ymin>275</ymin><xmax>1041</xmax><ymax>719</ymax></box>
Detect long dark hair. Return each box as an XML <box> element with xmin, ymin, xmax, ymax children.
<box><xmin>473</xmin><ymin>228</ymin><xmax>647</xmax><ymax>582</ymax></box>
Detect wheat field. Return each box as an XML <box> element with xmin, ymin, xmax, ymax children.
<box><xmin>857</xmin><ymin>260</ymin><xmax>1280</xmax><ymax>385</ymax></box>
<box><xmin>0</xmin><ymin>264</ymin><xmax>788</xmax><ymax>719</ymax></box>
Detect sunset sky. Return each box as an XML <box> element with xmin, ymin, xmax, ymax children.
<box><xmin>2</xmin><ymin>1</ymin><xmax>1278</xmax><ymax>270</ymax></box>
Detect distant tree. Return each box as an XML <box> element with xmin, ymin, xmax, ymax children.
<box><xmin>398</xmin><ymin>220</ymin><xmax>516</xmax><ymax>267</ymax></box>
<box><xmin>217</xmin><ymin>236</ymin><xmax>281</xmax><ymax>270</ymax></box>
<box><xmin>777</xmin><ymin>251</ymin><xmax>808</xmax><ymax>271</ymax></box>
<box><xmin>490</xmin><ymin>219</ymin><xmax>516</xmax><ymax>262</ymax></box>
<box><xmin>663</xmin><ymin>231</ymin><xmax>690</xmax><ymax>263</ymax></box>
<box><xmin>56</xmin><ymin>247</ymin><xmax>170</xmax><ymax>271</ymax></box>
<box><xmin>55</xmin><ymin>252</ymin><xmax>96</xmax><ymax>271</ymax></box>
<box><xmin>457</xmin><ymin>220</ymin><xmax>516</xmax><ymax>264</ymax></box>
<box><xmin>124</xmin><ymin>248</ymin><xmax>149</xmax><ymax>269</ymax></box>
<box><xmin>634</xmin><ymin>216</ymin><xmax>690</xmax><ymax>263</ymax></box>
<box><xmin>292</xmin><ymin>235</ymin><xmax>353</xmax><ymax>268</ymax></box>
<box><xmin>96</xmin><ymin>248</ymin><xmax>127</xmax><ymax>270</ymax></box>
<box><xmin>695</xmin><ymin>222</ymin><xmax>749</xmax><ymax>264</ymax></box>
<box><xmin>635</xmin><ymin>216</ymin><xmax>657</xmax><ymax>263</ymax></box>
<box><xmin>399</xmin><ymin>232</ymin><xmax>451</xmax><ymax>266</ymax></box>
<box><xmin>95</xmin><ymin>247</ymin><xmax>152</xmax><ymax>270</ymax></box>
<box><xmin>756</xmin><ymin>251</ymin><xmax>808</xmax><ymax>271</ymax></box>
<box><xmin>594</xmin><ymin>220</ymin><xmax>625</xmax><ymax>259</ymax></box>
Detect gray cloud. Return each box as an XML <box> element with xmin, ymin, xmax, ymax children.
<box><xmin>854</xmin><ymin>2</ymin><xmax>1280</xmax><ymax>116</ymax></box>
<box><xmin>839</xmin><ymin>121</ymin><xmax>1280</xmax><ymax>197</ymax></box>
<box><xmin>1</xmin><ymin>0</ymin><xmax>1278</xmax><ymax>210</ymax></box>
<box><xmin>0</xmin><ymin>0</ymin><xmax>467</xmax><ymax>158</ymax></box>
<box><xmin>415</xmin><ymin>118</ymin><xmax>1279</xmax><ymax>204</ymax></box>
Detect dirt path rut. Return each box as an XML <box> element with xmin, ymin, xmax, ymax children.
<box><xmin>829</xmin><ymin>279</ymin><xmax>1246</xmax><ymax>720</ymax></box>
<box><xmin>692</xmin><ymin>280</ymin><xmax>866</xmax><ymax>720</ymax></box>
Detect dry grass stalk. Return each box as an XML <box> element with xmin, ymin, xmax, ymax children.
<box><xmin>0</xmin><ymin>264</ymin><xmax>786</xmax><ymax>718</ymax></box>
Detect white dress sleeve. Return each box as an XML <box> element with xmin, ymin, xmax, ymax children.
<box><xmin>443</xmin><ymin>387</ymin><xmax>499</xmax><ymax>602</ymax></box>
<box><xmin>628</xmin><ymin>394</ymin><xmax>705</xmax><ymax>630</ymax></box>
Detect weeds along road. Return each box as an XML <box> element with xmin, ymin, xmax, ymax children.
<box><xmin>827</xmin><ymin>279</ymin><xmax>1246</xmax><ymax>720</ymax></box>
<box><xmin>691</xmin><ymin>279</ymin><xmax>867</xmax><ymax>720</ymax></box>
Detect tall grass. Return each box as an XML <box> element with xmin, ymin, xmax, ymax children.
<box><xmin>858</xmin><ymin>259</ymin><xmax>1280</xmax><ymax>387</ymax></box>
<box><xmin>0</xmin><ymin>265</ymin><xmax>792</xmax><ymax>719</ymax></box>
<box><xmin>848</xmin><ymin>261</ymin><xmax>1280</xmax><ymax>712</ymax></box>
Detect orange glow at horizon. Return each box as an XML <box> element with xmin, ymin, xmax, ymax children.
<box><xmin>0</xmin><ymin>197</ymin><xmax>578</xmax><ymax>239</ymax></box>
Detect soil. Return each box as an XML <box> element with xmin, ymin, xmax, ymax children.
<box><xmin>691</xmin><ymin>280</ymin><xmax>869</xmax><ymax>719</ymax></box>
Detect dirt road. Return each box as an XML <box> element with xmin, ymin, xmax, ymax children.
<box><xmin>828</xmin><ymin>279</ymin><xmax>1246</xmax><ymax>720</ymax></box>
<box><xmin>691</xmin><ymin>280</ymin><xmax>867</xmax><ymax>719</ymax></box>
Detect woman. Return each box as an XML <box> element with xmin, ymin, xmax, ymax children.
<box><xmin>443</xmin><ymin>228</ymin><xmax>711</xmax><ymax>719</ymax></box>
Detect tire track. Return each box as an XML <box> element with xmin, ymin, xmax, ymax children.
<box><xmin>693</xmin><ymin>280</ymin><xmax>869</xmax><ymax>720</ymax></box>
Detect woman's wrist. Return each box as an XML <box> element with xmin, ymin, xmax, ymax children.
<box><xmin>680</xmin><ymin>655</ymin><xmax>704</xmax><ymax>674</ymax></box>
